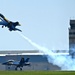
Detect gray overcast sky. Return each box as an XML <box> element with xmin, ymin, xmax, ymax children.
<box><xmin>0</xmin><ymin>0</ymin><xmax>74</xmax><ymax>51</ymax></box>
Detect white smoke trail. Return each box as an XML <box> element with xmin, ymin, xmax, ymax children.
<box><xmin>17</xmin><ymin>32</ymin><xmax>75</xmax><ymax>70</ymax></box>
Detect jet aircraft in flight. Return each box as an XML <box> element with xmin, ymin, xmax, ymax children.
<box><xmin>0</xmin><ymin>13</ymin><xmax>22</xmax><ymax>32</ymax></box>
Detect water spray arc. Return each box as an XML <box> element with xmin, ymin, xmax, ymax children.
<box><xmin>17</xmin><ymin>32</ymin><xmax>75</xmax><ymax>70</ymax></box>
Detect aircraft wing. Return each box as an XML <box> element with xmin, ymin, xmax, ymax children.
<box><xmin>2</xmin><ymin>61</ymin><xmax>20</xmax><ymax>66</ymax></box>
<box><xmin>24</xmin><ymin>62</ymin><xmax>30</xmax><ymax>66</ymax></box>
<box><xmin>11</xmin><ymin>61</ymin><xmax>20</xmax><ymax>65</ymax></box>
<box><xmin>0</xmin><ymin>18</ymin><xmax>8</xmax><ymax>27</ymax></box>
<box><xmin>11</xmin><ymin>61</ymin><xmax>30</xmax><ymax>66</ymax></box>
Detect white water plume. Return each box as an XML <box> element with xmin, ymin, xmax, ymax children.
<box><xmin>17</xmin><ymin>32</ymin><xmax>75</xmax><ymax>70</ymax></box>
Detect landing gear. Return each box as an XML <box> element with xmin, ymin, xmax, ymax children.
<box><xmin>2</xmin><ymin>26</ymin><xmax>4</xmax><ymax>28</ymax></box>
<box><xmin>9</xmin><ymin>29</ymin><xmax>12</xmax><ymax>31</ymax></box>
<box><xmin>15</xmin><ymin>67</ymin><xmax>22</xmax><ymax>71</ymax></box>
<box><xmin>20</xmin><ymin>68</ymin><xmax>22</xmax><ymax>71</ymax></box>
<box><xmin>15</xmin><ymin>67</ymin><xmax>17</xmax><ymax>70</ymax></box>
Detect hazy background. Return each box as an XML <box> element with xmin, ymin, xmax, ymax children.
<box><xmin>0</xmin><ymin>0</ymin><xmax>74</xmax><ymax>51</ymax></box>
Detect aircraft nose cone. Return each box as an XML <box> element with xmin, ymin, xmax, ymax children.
<box><xmin>19</xmin><ymin>23</ymin><xmax>21</xmax><ymax>26</ymax></box>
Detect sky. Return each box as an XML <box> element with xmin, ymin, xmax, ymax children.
<box><xmin>0</xmin><ymin>0</ymin><xmax>75</xmax><ymax>51</ymax></box>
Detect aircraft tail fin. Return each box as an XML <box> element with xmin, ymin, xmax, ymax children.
<box><xmin>19</xmin><ymin>57</ymin><xmax>25</xmax><ymax>64</ymax></box>
<box><xmin>19</xmin><ymin>57</ymin><xmax>30</xmax><ymax>65</ymax></box>
<box><xmin>25</xmin><ymin>58</ymin><xmax>30</xmax><ymax>62</ymax></box>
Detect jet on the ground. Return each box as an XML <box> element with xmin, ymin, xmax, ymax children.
<box><xmin>2</xmin><ymin>57</ymin><xmax>30</xmax><ymax>70</ymax></box>
<box><xmin>0</xmin><ymin>13</ymin><xmax>22</xmax><ymax>32</ymax></box>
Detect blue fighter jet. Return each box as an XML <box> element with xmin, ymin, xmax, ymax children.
<box><xmin>2</xmin><ymin>57</ymin><xmax>30</xmax><ymax>70</ymax></box>
<box><xmin>0</xmin><ymin>13</ymin><xmax>22</xmax><ymax>32</ymax></box>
